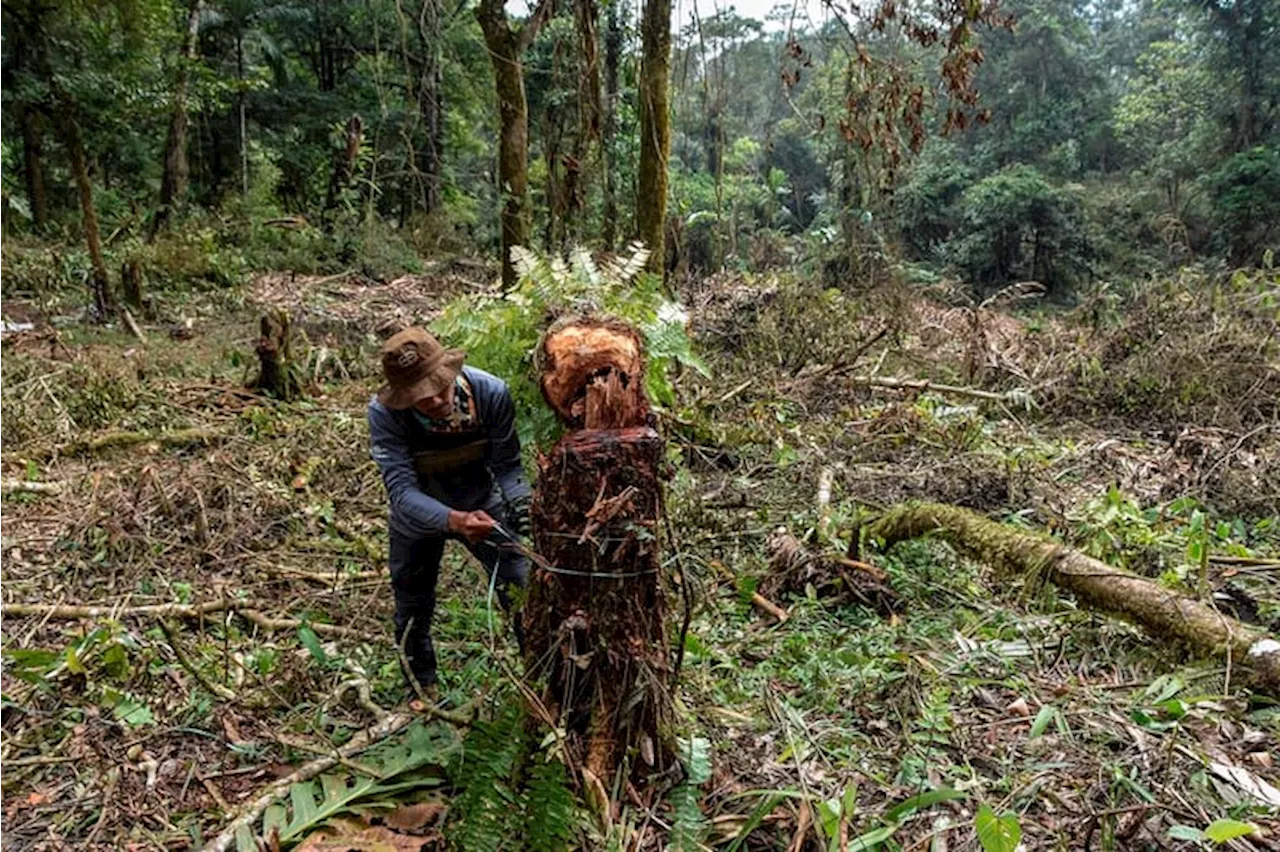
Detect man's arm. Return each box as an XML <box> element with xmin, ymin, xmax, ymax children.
<box><xmin>368</xmin><ymin>401</ymin><xmax>452</xmax><ymax>536</ymax></box>
<box><xmin>480</xmin><ymin>379</ymin><xmax>532</xmax><ymax>506</ymax></box>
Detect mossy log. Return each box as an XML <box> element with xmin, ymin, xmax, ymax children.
<box><xmin>867</xmin><ymin>502</ymin><xmax>1280</xmax><ymax>692</ymax></box>
<box><xmin>524</xmin><ymin>317</ymin><xmax>676</xmax><ymax>792</ymax></box>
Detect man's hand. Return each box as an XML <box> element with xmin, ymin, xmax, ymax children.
<box><xmin>448</xmin><ymin>510</ymin><xmax>496</xmax><ymax>544</ymax></box>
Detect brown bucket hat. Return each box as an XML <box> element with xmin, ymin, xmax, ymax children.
<box><xmin>377</xmin><ymin>328</ymin><xmax>466</xmax><ymax>409</ymax></box>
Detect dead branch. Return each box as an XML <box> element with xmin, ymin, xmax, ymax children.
<box><xmin>845</xmin><ymin>375</ymin><xmax>1034</xmax><ymax>408</ymax></box>
<box><xmin>33</xmin><ymin>427</ymin><xmax>224</xmax><ymax>459</ymax></box>
<box><xmin>1</xmin><ymin>601</ymin><xmax>378</xmax><ymax>642</ymax></box>
<box><xmin>0</xmin><ymin>480</ymin><xmax>62</xmax><ymax>496</ymax></box>
<box><xmin>122</xmin><ymin>307</ymin><xmax>147</xmax><ymax>342</ymax></box>
<box><xmin>712</xmin><ymin>559</ymin><xmax>789</xmax><ymax>623</ymax></box>
<box><xmin>868</xmin><ymin>502</ymin><xmax>1280</xmax><ymax>692</ymax></box>
<box><xmin>160</xmin><ymin>619</ymin><xmax>237</xmax><ymax>700</ymax></box>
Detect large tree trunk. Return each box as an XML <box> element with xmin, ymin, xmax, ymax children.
<box><xmin>867</xmin><ymin>503</ymin><xmax>1280</xmax><ymax>692</ymax></box>
<box><xmin>636</xmin><ymin>0</ymin><xmax>672</xmax><ymax>279</ymax></box>
<box><xmin>601</xmin><ymin>0</ymin><xmax>622</xmax><ymax>250</ymax></box>
<box><xmin>19</xmin><ymin>102</ymin><xmax>49</xmax><ymax>232</ymax></box>
<box><xmin>476</xmin><ymin>0</ymin><xmax>550</xmax><ymax>289</ymax></box>
<box><xmin>415</xmin><ymin>0</ymin><xmax>444</xmax><ymax>214</ymax></box>
<box><xmin>58</xmin><ymin>106</ymin><xmax>114</xmax><ymax>317</ymax></box>
<box><xmin>324</xmin><ymin>114</ymin><xmax>365</xmax><ymax>216</ymax></box>
<box><xmin>565</xmin><ymin>0</ymin><xmax>602</xmax><ymax>244</ymax></box>
<box><xmin>152</xmin><ymin>0</ymin><xmax>203</xmax><ymax>239</ymax></box>
<box><xmin>524</xmin><ymin>317</ymin><xmax>676</xmax><ymax>792</ymax></box>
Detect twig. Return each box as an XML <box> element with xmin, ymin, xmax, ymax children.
<box><xmin>0</xmin><ymin>480</ymin><xmax>62</xmax><ymax>496</ymax></box>
<box><xmin>122</xmin><ymin>308</ymin><xmax>147</xmax><ymax>342</ymax></box>
<box><xmin>201</xmin><ymin>711</ymin><xmax>416</xmax><ymax>852</ymax></box>
<box><xmin>31</xmin><ymin>427</ymin><xmax>225</xmax><ymax>460</ymax></box>
<box><xmin>159</xmin><ymin>619</ymin><xmax>237</xmax><ymax>701</ymax></box>
<box><xmin>711</xmin><ymin>560</ymin><xmax>789</xmax><ymax>623</ymax></box>
<box><xmin>1</xmin><ymin>601</ymin><xmax>380</xmax><ymax>642</ymax></box>
<box><xmin>844</xmin><ymin>375</ymin><xmax>1033</xmax><ymax>406</ymax></box>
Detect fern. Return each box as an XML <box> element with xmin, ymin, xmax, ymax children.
<box><xmin>450</xmin><ymin>703</ymin><xmax>529</xmax><ymax>852</ymax></box>
<box><xmin>432</xmin><ymin>243</ymin><xmax>707</xmax><ymax>451</ymax></box>
<box><xmin>524</xmin><ymin>757</ymin><xmax>579</xmax><ymax>852</ymax></box>
<box><xmin>234</xmin><ymin>721</ymin><xmax>457</xmax><ymax>852</ymax></box>
<box><xmin>667</xmin><ymin>737</ymin><xmax>712</xmax><ymax>852</ymax></box>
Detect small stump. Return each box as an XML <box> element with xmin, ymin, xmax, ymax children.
<box><xmin>524</xmin><ymin>317</ymin><xmax>676</xmax><ymax>795</ymax></box>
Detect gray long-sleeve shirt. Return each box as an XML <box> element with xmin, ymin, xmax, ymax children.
<box><xmin>368</xmin><ymin>366</ymin><xmax>531</xmax><ymax>538</ymax></box>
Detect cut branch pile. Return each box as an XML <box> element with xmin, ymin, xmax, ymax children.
<box><xmin>763</xmin><ymin>528</ymin><xmax>902</xmax><ymax>617</ymax></box>
<box><xmin>868</xmin><ymin>502</ymin><xmax>1280</xmax><ymax>692</ymax></box>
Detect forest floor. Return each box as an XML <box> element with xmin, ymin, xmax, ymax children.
<box><xmin>2</xmin><ymin>262</ymin><xmax>1279</xmax><ymax>851</ymax></box>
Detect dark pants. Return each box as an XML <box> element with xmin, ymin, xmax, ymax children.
<box><xmin>389</xmin><ymin>493</ymin><xmax>529</xmax><ymax>689</ymax></box>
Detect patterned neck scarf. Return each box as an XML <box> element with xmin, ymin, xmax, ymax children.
<box><xmin>412</xmin><ymin>373</ymin><xmax>477</xmax><ymax>433</ymax></box>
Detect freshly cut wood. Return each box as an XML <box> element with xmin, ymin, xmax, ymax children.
<box><xmin>538</xmin><ymin>316</ymin><xmax>647</xmax><ymax>428</ymax></box>
<box><xmin>524</xmin><ymin>316</ymin><xmax>675</xmax><ymax>789</ymax></box>
<box><xmin>867</xmin><ymin>503</ymin><xmax>1280</xmax><ymax>691</ymax></box>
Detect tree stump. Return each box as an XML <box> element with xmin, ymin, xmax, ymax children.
<box><xmin>252</xmin><ymin>310</ymin><xmax>302</xmax><ymax>401</ymax></box>
<box><xmin>524</xmin><ymin>316</ymin><xmax>676</xmax><ymax>794</ymax></box>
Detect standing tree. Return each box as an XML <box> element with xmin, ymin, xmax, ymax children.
<box><xmin>636</xmin><ymin>0</ymin><xmax>673</xmax><ymax>278</ymax></box>
<box><xmin>476</xmin><ymin>0</ymin><xmax>553</xmax><ymax>289</ymax></box>
<box><xmin>152</xmin><ymin>0</ymin><xmax>204</xmax><ymax>239</ymax></box>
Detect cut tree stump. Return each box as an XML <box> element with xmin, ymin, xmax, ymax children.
<box><xmin>252</xmin><ymin>309</ymin><xmax>302</xmax><ymax>401</ymax></box>
<box><xmin>523</xmin><ymin>316</ymin><xmax>676</xmax><ymax>792</ymax></box>
<box><xmin>867</xmin><ymin>502</ymin><xmax>1280</xmax><ymax>693</ymax></box>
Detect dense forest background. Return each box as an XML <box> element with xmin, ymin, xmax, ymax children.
<box><xmin>3</xmin><ymin>0</ymin><xmax>1276</xmax><ymax>302</ymax></box>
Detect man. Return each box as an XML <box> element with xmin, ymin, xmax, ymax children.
<box><xmin>367</xmin><ymin>327</ymin><xmax>531</xmax><ymax>695</ymax></box>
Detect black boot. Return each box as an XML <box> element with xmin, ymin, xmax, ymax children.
<box><xmin>394</xmin><ymin>619</ymin><xmax>438</xmax><ymax>695</ymax></box>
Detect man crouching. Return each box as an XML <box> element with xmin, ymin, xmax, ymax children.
<box><xmin>367</xmin><ymin>327</ymin><xmax>530</xmax><ymax>697</ymax></box>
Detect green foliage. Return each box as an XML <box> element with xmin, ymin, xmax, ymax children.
<box><xmin>1205</xmin><ymin>147</ymin><xmax>1280</xmax><ymax>265</ymax></box>
<box><xmin>945</xmin><ymin>164</ymin><xmax>1088</xmax><ymax>296</ymax></box>
<box><xmin>450</xmin><ymin>703</ymin><xmax>528</xmax><ymax>852</ymax></box>
<box><xmin>974</xmin><ymin>804</ymin><xmax>1021</xmax><ymax>852</ymax></box>
<box><xmin>234</xmin><ymin>721</ymin><xmax>456</xmax><ymax>852</ymax></box>
<box><xmin>667</xmin><ymin>736</ymin><xmax>712</xmax><ymax>852</ymax></box>
<box><xmin>432</xmin><ymin>243</ymin><xmax>708</xmax><ymax>450</ymax></box>
<box><xmin>523</xmin><ymin>757</ymin><xmax>578</xmax><ymax>852</ymax></box>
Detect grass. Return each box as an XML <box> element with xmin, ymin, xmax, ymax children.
<box><xmin>1</xmin><ymin>258</ymin><xmax>1279</xmax><ymax>850</ymax></box>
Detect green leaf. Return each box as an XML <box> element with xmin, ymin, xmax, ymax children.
<box><xmin>681</xmin><ymin>736</ymin><xmax>712</xmax><ymax>785</ymax></box>
<box><xmin>1203</xmin><ymin>819</ymin><xmax>1256</xmax><ymax>843</ymax></box>
<box><xmin>884</xmin><ymin>787</ymin><xmax>966</xmax><ymax>823</ymax></box>
<box><xmin>1029</xmin><ymin>705</ymin><xmax>1055</xmax><ymax>738</ymax></box>
<box><xmin>297</xmin><ymin>625</ymin><xmax>327</xmax><ymax>666</ymax></box>
<box><xmin>112</xmin><ymin>696</ymin><xmax>155</xmax><ymax>727</ymax></box>
<box><xmin>975</xmin><ymin>804</ymin><xmax>1021</xmax><ymax>852</ymax></box>
<box><xmin>847</xmin><ymin>823</ymin><xmax>899</xmax><ymax>851</ymax></box>
<box><xmin>1167</xmin><ymin>824</ymin><xmax>1204</xmax><ymax>841</ymax></box>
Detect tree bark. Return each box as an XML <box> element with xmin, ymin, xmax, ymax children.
<box><xmin>253</xmin><ymin>310</ymin><xmax>302</xmax><ymax>401</ymax></box>
<box><xmin>867</xmin><ymin>503</ymin><xmax>1280</xmax><ymax>693</ymax></box>
<box><xmin>59</xmin><ymin>106</ymin><xmax>114</xmax><ymax>317</ymax></box>
<box><xmin>416</xmin><ymin>0</ymin><xmax>444</xmax><ymax>213</ymax></box>
<box><xmin>324</xmin><ymin>114</ymin><xmax>365</xmax><ymax>216</ymax></box>
<box><xmin>19</xmin><ymin>102</ymin><xmax>49</xmax><ymax>232</ymax></box>
<box><xmin>636</xmin><ymin>0</ymin><xmax>672</xmax><ymax>279</ymax></box>
<box><xmin>476</xmin><ymin>0</ymin><xmax>551</xmax><ymax>289</ymax></box>
<box><xmin>601</xmin><ymin>0</ymin><xmax>622</xmax><ymax>249</ymax></box>
<box><xmin>566</xmin><ymin>0</ymin><xmax>602</xmax><ymax>243</ymax></box>
<box><xmin>524</xmin><ymin>317</ymin><xmax>676</xmax><ymax>789</ymax></box>
<box><xmin>152</xmin><ymin>0</ymin><xmax>203</xmax><ymax>239</ymax></box>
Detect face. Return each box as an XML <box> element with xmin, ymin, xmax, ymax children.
<box><xmin>414</xmin><ymin>382</ymin><xmax>455</xmax><ymax>419</ymax></box>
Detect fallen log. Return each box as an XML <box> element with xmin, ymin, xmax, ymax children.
<box><xmin>866</xmin><ymin>502</ymin><xmax>1280</xmax><ymax>691</ymax></box>
<box><xmin>524</xmin><ymin>316</ymin><xmax>676</xmax><ymax>790</ymax></box>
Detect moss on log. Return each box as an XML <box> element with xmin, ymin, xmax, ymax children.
<box><xmin>867</xmin><ymin>502</ymin><xmax>1280</xmax><ymax>692</ymax></box>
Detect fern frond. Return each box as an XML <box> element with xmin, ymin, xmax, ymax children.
<box><xmin>451</xmin><ymin>703</ymin><xmax>529</xmax><ymax>852</ymax></box>
<box><xmin>524</xmin><ymin>758</ymin><xmax>579</xmax><ymax>852</ymax></box>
